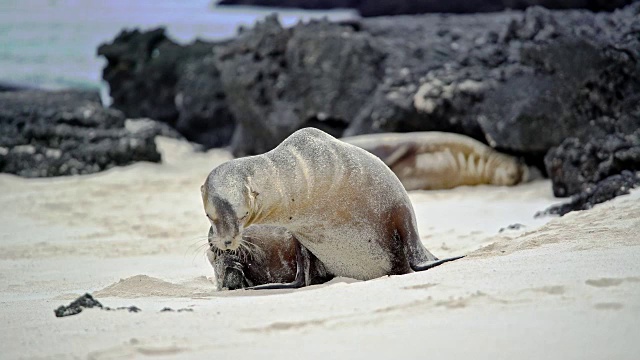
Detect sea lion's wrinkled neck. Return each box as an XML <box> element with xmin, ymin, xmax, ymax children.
<box><xmin>242</xmin><ymin>158</ymin><xmax>289</xmax><ymax>228</ymax></box>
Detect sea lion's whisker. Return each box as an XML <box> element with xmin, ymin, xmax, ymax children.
<box><xmin>180</xmin><ymin>239</ymin><xmax>210</xmax><ymax>261</ymax></box>
<box><xmin>189</xmin><ymin>243</ymin><xmax>210</xmax><ymax>265</ymax></box>
<box><xmin>240</xmin><ymin>239</ymin><xmax>266</xmax><ymax>262</ymax></box>
<box><xmin>180</xmin><ymin>235</ymin><xmax>211</xmax><ymax>245</ymax></box>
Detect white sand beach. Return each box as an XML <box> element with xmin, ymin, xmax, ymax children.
<box><xmin>1</xmin><ymin>136</ymin><xmax>638</xmax><ymax>359</ymax></box>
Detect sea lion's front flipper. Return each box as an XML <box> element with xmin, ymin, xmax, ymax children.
<box><xmin>410</xmin><ymin>255</ymin><xmax>465</xmax><ymax>272</ymax></box>
<box><xmin>248</xmin><ymin>238</ymin><xmax>310</xmax><ymax>290</ymax></box>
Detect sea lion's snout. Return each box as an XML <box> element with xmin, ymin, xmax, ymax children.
<box><xmin>213</xmin><ymin>232</ymin><xmax>242</xmax><ymax>251</ymax></box>
<box><xmin>207</xmin><ymin>226</ymin><xmax>235</xmax><ymax>251</ymax></box>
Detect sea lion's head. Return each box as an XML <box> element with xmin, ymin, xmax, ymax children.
<box><xmin>201</xmin><ymin>162</ymin><xmax>255</xmax><ymax>251</ymax></box>
<box><xmin>206</xmin><ymin>227</ymin><xmax>249</xmax><ymax>290</ymax></box>
<box><xmin>488</xmin><ymin>155</ymin><xmax>533</xmax><ymax>186</ymax></box>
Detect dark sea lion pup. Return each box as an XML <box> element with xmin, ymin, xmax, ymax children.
<box><xmin>201</xmin><ymin>128</ymin><xmax>463</xmax><ymax>289</ymax></box>
<box><xmin>206</xmin><ymin>225</ymin><xmax>333</xmax><ymax>290</ymax></box>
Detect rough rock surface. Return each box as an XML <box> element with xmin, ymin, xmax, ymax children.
<box><xmin>349</xmin><ymin>5</ymin><xmax>640</xmax><ymax>154</ymax></box>
<box><xmin>99</xmin><ymin>5</ymin><xmax>640</xmax><ymax>158</ymax></box>
<box><xmin>475</xmin><ymin>6</ymin><xmax>640</xmax><ymax>154</ymax></box>
<box><xmin>0</xmin><ymin>90</ymin><xmax>174</xmax><ymax>178</ymax></box>
<box><xmin>215</xmin><ymin>15</ymin><xmax>385</xmax><ymax>156</ymax></box>
<box><xmin>216</xmin><ymin>0</ymin><xmax>637</xmax><ymax>16</ymax></box>
<box><xmin>98</xmin><ymin>29</ymin><xmax>234</xmax><ymax>148</ymax></box>
<box><xmin>540</xmin><ymin>170</ymin><xmax>639</xmax><ymax>216</ymax></box>
<box><xmin>207</xmin><ymin>5</ymin><xmax>640</xmax><ymax>156</ymax></box>
<box><xmin>175</xmin><ymin>56</ymin><xmax>236</xmax><ymax>148</ymax></box>
<box><xmin>545</xmin><ymin>133</ymin><xmax>640</xmax><ymax>197</ymax></box>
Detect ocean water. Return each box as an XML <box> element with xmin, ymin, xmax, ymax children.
<box><xmin>0</xmin><ymin>0</ymin><xmax>356</xmax><ymax>90</ymax></box>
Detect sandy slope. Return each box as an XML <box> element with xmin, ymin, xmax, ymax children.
<box><xmin>0</xmin><ymin>137</ymin><xmax>638</xmax><ymax>359</ymax></box>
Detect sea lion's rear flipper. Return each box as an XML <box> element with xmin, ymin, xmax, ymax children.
<box><xmin>410</xmin><ymin>255</ymin><xmax>465</xmax><ymax>272</ymax></box>
<box><xmin>249</xmin><ymin>238</ymin><xmax>311</xmax><ymax>290</ymax></box>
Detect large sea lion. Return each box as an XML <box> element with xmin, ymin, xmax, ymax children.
<box><xmin>206</xmin><ymin>225</ymin><xmax>333</xmax><ymax>290</ymax></box>
<box><xmin>343</xmin><ymin>132</ymin><xmax>531</xmax><ymax>191</ymax></box>
<box><xmin>201</xmin><ymin>128</ymin><xmax>463</xmax><ymax>289</ymax></box>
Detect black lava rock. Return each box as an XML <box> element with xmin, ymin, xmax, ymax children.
<box><xmin>0</xmin><ymin>90</ymin><xmax>169</xmax><ymax>178</ymax></box>
<box><xmin>477</xmin><ymin>5</ymin><xmax>640</xmax><ymax>154</ymax></box>
<box><xmin>215</xmin><ymin>15</ymin><xmax>384</xmax><ymax>156</ymax></box>
<box><xmin>210</xmin><ymin>4</ymin><xmax>640</xmax><ymax>156</ymax></box>
<box><xmin>98</xmin><ymin>29</ymin><xmax>234</xmax><ymax>148</ymax></box>
<box><xmin>99</xmin><ymin>5</ymin><xmax>640</xmax><ymax>160</ymax></box>
<box><xmin>216</xmin><ymin>0</ymin><xmax>637</xmax><ymax>16</ymax></box>
<box><xmin>540</xmin><ymin>170</ymin><xmax>639</xmax><ymax>216</ymax></box>
<box><xmin>544</xmin><ymin>133</ymin><xmax>640</xmax><ymax>197</ymax></box>
<box><xmin>348</xmin><ymin>4</ymin><xmax>640</xmax><ymax>157</ymax></box>
<box><xmin>356</xmin><ymin>0</ymin><xmax>637</xmax><ymax>17</ymax></box>
<box><xmin>175</xmin><ymin>56</ymin><xmax>236</xmax><ymax>148</ymax></box>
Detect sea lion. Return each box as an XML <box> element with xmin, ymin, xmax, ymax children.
<box><xmin>201</xmin><ymin>127</ymin><xmax>463</xmax><ymax>289</ymax></box>
<box><xmin>206</xmin><ymin>225</ymin><xmax>333</xmax><ymax>290</ymax></box>
<box><xmin>343</xmin><ymin>132</ymin><xmax>531</xmax><ymax>191</ymax></box>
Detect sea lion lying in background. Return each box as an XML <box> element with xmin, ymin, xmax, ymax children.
<box><xmin>342</xmin><ymin>132</ymin><xmax>531</xmax><ymax>190</ymax></box>
<box><xmin>202</xmin><ymin>128</ymin><xmax>463</xmax><ymax>290</ymax></box>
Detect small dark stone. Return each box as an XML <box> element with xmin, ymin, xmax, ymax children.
<box><xmin>160</xmin><ymin>307</ymin><xmax>193</xmax><ymax>312</ymax></box>
<box><xmin>54</xmin><ymin>293</ymin><xmax>103</xmax><ymax>318</ymax></box>
<box><xmin>53</xmin><ymin>293</ymin><xmax>144</xmax><ymax>317</ymax></box>
<box><xmin>499</xmin><ymin>223</ymin><xmax>525</xmax><ymax>233</ymax></box>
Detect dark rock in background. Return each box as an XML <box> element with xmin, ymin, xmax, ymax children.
<box><xmin>0</xmin><ymin>90</ymin><xmax>174</xmax><ymax>177</ymax></box>
<box><xmin>356</xmin><ymin>0</ymin><xmax>637</xmax><ymax>17</ymax></box>
<box><xmin>0</xmin><ymin>81</ymin><xmax>39</xmax><ymax>92</ymax></box>
<box><xmin>175</xmin><ymin>56</ymin><xmax>236</xmax><ymax>148</ymax></box>
<box><xmin>540</xmin><ymin>170</ymin><xmax>639</xmax><ymax>216</ymax></box>
<box><xmin>215</xmin><ymin>15</ymin><xmax>385</xmax><ymax>156</ymax></box>
<box><xmin>545</xmin><ymin>133</ymin><xmax>640</xmax><ymax>197</ymax></box>
<box><xmin>477</xmin><ymin>6</ymin><xmax>640</xmax><ymax>154</ymax></box>
<box><xmin>98</xmin><ymin>4</ymin><xmax>640</xmax><ymax>164</ymax></box>
<box><xmin>98</xmin><ymin>29</ymin><xmax>235</xmax><ymax>148</ymax></box>
<box><xmin>343</xmin><ymin>13</ymin><xmax>512</xmax><ymax>141</ymax></box>
<box><xmin>216</xmin><ymin>0</ymin><xmax>637</xmax><ymax>16</ymax></box>
<box><xmin>349</xmin><ymin>5</ymin><xmax>640</xmax><ymax>157</ymax></box>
